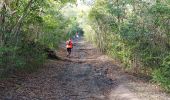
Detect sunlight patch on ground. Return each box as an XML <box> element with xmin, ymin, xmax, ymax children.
<box><xmin>97</xmin><ymin>55</ymin><xmax>112</xmax><ymax>62</ymax></box>
<box><xmin>92</xmin><ymin>94</ymin><xmax>106</xmax><ymax>99</ymax></box>
<box><xmin>109</xmin><ymin>85</ymin><xmax>139</xmax><ymax>100</ymax></box>
<box><xmin>125</xmin><ymin>82</ymin><xmax>170</xmax><ymax>100</ymax></box>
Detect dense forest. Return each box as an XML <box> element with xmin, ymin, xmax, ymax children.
<box><xmin>83</xmin><ymin>0</ymin><xmax>170</xmax><ymax>91</ymax></box>
<box><xmin>0</xmin><ymin>0</ymin><xmax>78</xmax><ymax>75</ymax></box>
<box><xmin>0</xmin><ymin>0</ymin><xmax>170</xmax><ymax>92</ymax></box>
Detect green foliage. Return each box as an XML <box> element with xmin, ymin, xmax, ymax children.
<box><xmin>150</xmin><ymin>3</ymin><xmax>170</xmax><ymax>15</ymax></box>
<box><xmin>153</xmin><ymin>54</ymin><xmax>170</xmax><ymax>91</ymax></box>
<box><xmin>86</xmin><ymin>0</ymin><xmax>170</xmax><ymax>91</ymax></box>
<box><xmin>64</xmin><ymin>17</ymin><xmax>83</xmax><ymax>39</ymax></box>
<box><xmin>0</xmin><ymin>0</ymin><xmax>76</xmax><ymax>77</ymax></box>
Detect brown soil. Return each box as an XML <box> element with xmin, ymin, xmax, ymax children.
<box><xmin>0</xmin><ymin>38</ymin><xmax>170</xmax><ymax>100</ymax></box>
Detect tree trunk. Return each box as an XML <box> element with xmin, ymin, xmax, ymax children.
<box><xmin>0</xmin><ymin>1</ymin><xmax>7</xmax><ymax>46</ymax></box>
<box><xmin>11</xmin><ymin>0</ymin><xmax>35</xmax><ymax>36</ymax></box>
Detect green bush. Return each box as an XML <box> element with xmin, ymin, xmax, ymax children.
<box><xmin>0</xmin><ymin>41</ymin><xmax>47</xmax><ymax>77</ymax></box>
<box><xmin>0</xmin><ymin>0</ymin><xmax>77</xmax><ymax>77</ymax></box>
<box><xmin>86</xmin><ymin>0</ymin><xmax>170</xmax><ymax>91</ymax></box>
<box><xmin>153</xmin><ymin>54</ymin><xmax>170</xmax><ymax>92</ymax></box>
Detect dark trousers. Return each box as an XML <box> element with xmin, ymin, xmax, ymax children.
<box><xmin>67</xmin><ymin>48</ymin><xmax>72</xmax><ymax>56</ymax></box>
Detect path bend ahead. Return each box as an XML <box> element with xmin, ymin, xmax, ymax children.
<box><xmin>0</xmin><ymin>38</ymin><xmax>170</xmax><ymax>100</ymax></box>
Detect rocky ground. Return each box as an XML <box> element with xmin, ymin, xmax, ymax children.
<box><xmin>0</xmin><ymin>38</ymin><xmax>170</xmax><ymax>100</ymax></box>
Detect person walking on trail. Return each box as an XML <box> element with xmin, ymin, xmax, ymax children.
<box><xmin>75</xmin><ymin>32</ymin><xmax>79</xmax><ymax>44</ymax></box>
<box><xmin>66</xmin><ymin>38</ymin><xmax>73</xmax><ymax>57</ymax></box>
<box><xmin>76</xmin><ymin>32</ymin><xmax>79</xmax><ymax>38</ymax></box>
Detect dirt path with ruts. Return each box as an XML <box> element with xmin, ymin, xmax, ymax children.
<box><xmin>0</xmin><ymin>38</ymin><xmax>170</xmax><ymax>100</ymax></box>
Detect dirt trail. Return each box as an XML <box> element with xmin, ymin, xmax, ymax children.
<box><xmin>0</xmin><ymin>38</ymin><xmax>170</xmax><ymax>100</ymax></box>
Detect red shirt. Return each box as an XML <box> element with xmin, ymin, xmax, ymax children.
<box><xmin>66</xmin><ymin>40</ymin><xmax>73</xmax><ymax>48</ymax></box>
